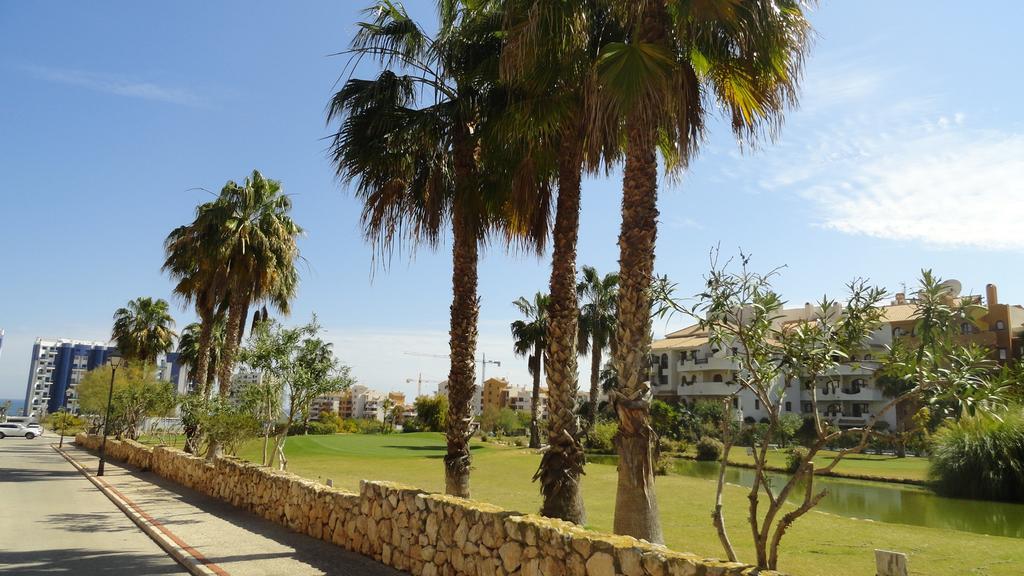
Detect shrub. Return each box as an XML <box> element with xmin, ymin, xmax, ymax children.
<box><xmin>586</xmin><ymin>420</ymin><xmax>618</xmax><ymax>453</ymax></box>
<box><xmin>658</xmin><ymin>437</ymin><xmax>689</xmax><ymax>454</ymax></box>
<box><xmin>654</xmin><ymin>452</ymin><xmax>674</xmax><ymax>476</ymax></box>
<box><xmin>929</xmin><ymin>410</ymin><xmax>1024</xmax><ymax>501</ymax></box>
<box><xmin>786</xmin><ymin>446</ymin><xmax>810</xmax><ymax>473</ymax></box>
<box><xmin>305</xmin><ymin>420</ymin><xmax>337</xmax><ymax>435</ymax></box>
<box><xmin>695</xmin><ymin>436</ymin><xmax>724</xmax><ymax>461</ymax></box>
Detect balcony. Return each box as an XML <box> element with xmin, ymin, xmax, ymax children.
<box><xmin>678</xmin><ymin>356</ymin><xmax>736</xmax><ymax>372</ymax></box>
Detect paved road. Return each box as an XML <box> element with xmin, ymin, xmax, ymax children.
<box><xmin>0</xmin><ymin>434</ymin><xmax>187</xmax><ymax>575</ymax></box>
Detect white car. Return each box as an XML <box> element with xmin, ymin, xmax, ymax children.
<box><xmin>0</xmin><ymin>423</ymin><xmax>38</xmax><ymax>439</ymax></box>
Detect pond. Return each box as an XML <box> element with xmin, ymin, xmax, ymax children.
<box><xmin>588</xmin><ymin>454</ymin><xmax>1024</xmax><ymax>538</ymax></box>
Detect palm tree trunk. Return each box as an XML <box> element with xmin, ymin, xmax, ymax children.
<box><xmin>194</xmin><ymin>304</ymin><xmax>215</xmax><ymax>398</ymax></box>
<box><xmin>529</xmin><ymin>345</ymin><xmax>542</xmax><ymax>449</ymax></box>
<box><xmin>537</xmin><ymin>137</ymin><xmax>586</xmax><ymax>524</ymax></box>
<box><xmin>588</xmin><ymin>345</ymin><xmax>602</xmax><ymax>427</ymax></box>
<box><xmin>611</xmin><ymin>113</ymin><xmax>663</xmax><ymax>543</ymax></box>
<box><xmin>217</xmin><ymin>291</ymin><xmax>247</xmax><ymax>398</ymax></box>
<box><xmin>207</xmin><ymin>291</ymin><xmax>246</xmax><ymax>460</ymax></box>
<box><xmin>444</xmin><ymin>209</ymin><xmax>478</xmax><ymax>498</ymax></box>
<box><xmin>184</xmin><ymin>303</ymin><xmax>214</xmax><ymax>454</ymax></box>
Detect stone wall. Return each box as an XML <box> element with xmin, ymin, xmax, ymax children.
<box><xmin>75</xmin><ymin>434</ymin><xmax>779</xmax><ymax>576</ymax></box>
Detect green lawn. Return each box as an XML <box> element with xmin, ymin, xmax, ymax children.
<box><xmin>723</xmin><ymin>447</ymin><xmax>931</xmax><ymax>482</ymax></box>
<box><xmin>236</xmin><ymin>433</ymin><xmax>1021</xmax><ymax>576</ymax></box>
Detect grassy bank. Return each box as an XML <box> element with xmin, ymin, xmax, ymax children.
<box><xmin>235</xmin><ymin>433</ymin><xmax>1021</xmax><ymax>576</ymax></box>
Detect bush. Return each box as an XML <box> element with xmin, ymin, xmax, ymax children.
<box><xmin>585</xmin><ymin>420</ymin><xmax>618</xmax><ymax>453</ymax></box>
<box><xmin>695</xmin><ymin>436</ymin><xmax>724</xmax><ymax>461</ymax></box>
<box><xmin>658</xmin><ymin>437</ymin><xmax>689</xmax><ymax>454</ymax></box>
<box><xmin>654</xmin><ymin>452</ymin><xmax>674</xmax><ymax>476</ymax></box>
<box><xmin>786</xmin><ymin>446</ymin><xmax>810</xmax><ymax>473</ymax></box>
<box><xmin>929</xmin><ymin>410</ymin><xmax>1024</xmax><ymax>501</ymax></box>
<box><xmin>305</xmin><ymin>421</ymin><xmax>337</xmax><ymax>435</ymax></box>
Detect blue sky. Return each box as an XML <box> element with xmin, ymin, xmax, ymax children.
<box><xmin>2</xmin><ymin>1</ymin><xmax>1022</xmax><ymax>401</ymax></box>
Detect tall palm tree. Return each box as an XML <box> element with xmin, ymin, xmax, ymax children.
<box><xmin>578</xmin><ymin>266</ymin><xmax>619</xmax><ymax>429</ymax></box>
<box><xmin>163</xmin><ymin>200</ymin><xmax>230</xmax><ymax>400</ymax></box>
<box><xmin>327</xmin><ymin>1</ymin><xmax>546</xmax><ymax>498</ymax></box>
<box><xmin>494</xmin><ymin>0</ymin><xmax>624</xmax><ymax>525</ymax></box>
<box><xmin>592</xmin><ymin>1</ymin><xmax>813</xmax><ymax>542</ymax></box>
<box><xmin>111</xmin><ymin>297</ymin><xmax>177</xmax><ymax>365</ymax></box>
<box><xmin>210</xmin><ymin>171</ymin><xmax>302</xmax><ymax>399</ymax></box>
<box><xmin>511</xmin><ymin>292</ymin><xmax>549</xmax><ymax>449</ymax></box>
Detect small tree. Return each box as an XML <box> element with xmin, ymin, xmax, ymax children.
<box><xmin>241</xmin><ymin>318</ymin><xmax>353</xmax><ymax>470</ymax></box>
<box><xmin>663</xmin><ymin>256</ymin><xmax>1009</xmax><ymax>570</ymax></box>
<box><xmin>77</xmin><ymin>364</ymin><xmax>175</xmax><ymax>439</ymax></box>
<box><xmin>414</xmin><ymin>395</ymin><xmax>448</xmax><ymax>432</ymax></box>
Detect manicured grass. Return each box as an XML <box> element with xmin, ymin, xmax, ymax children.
<box><xmin>236</xmin><ymin>433</ymin><xmax>1022</xmax><ymax>576</ymax></box>
<box><xmin>724</xmin><ymin>447</ymin><xmax>931</xmax><ymax>481</ymax></box>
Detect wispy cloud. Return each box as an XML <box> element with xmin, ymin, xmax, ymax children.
<box><xmin>750</xmin><ymin>111</ymin><xmax>1024</xmax><ymax>250</ymax></box>
<box><xmin>24</xmin><ymin>65</ymin><xmax>206</xmax><ymax>107</ymax></box>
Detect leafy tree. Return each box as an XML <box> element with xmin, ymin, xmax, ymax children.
<box><xmin>239</xmin><ymin>319</ymin><xmax>353</xmax><ymax>470</ymax></box>
<box><xmin>666</xmin><ymin>259</ymin><xmax>1010</xmax><ymax>570</ymax></box>
<box><xmin>414</xmin><ymin>395</ymin><xmax>449</xmax><ymax>432</ymax></box>
<box><xmin>578</xmin><ymin>266</ymin><xmax>619</xmax><ymax>430</ymax></box>
<box><xmin>77</xmin><ymin>364</ymin><xmax>175</xmax><ymax>440</ymax></box>
<box><xmin>511</xmin><ymin>292</ymin><xmax>549</xmax><ymax>448</ymax></box>
<box><xmin>649</xmin><ymin>399</ymin><xmax>681</xmax><ymax>440</ymax></box>
<box><xmin>111</xmin><ymin>297</ymin><xmax>177</xmax><ymax>365</ymax></box>
<box><xmin>930</xmin><ymin>408</ymin><xmax>1024</xmax><ymax>501</ymax></box>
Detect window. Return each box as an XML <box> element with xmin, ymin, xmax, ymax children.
<box><xmin>785</xmin><ymin>401</ymin><xmax>792</xmax><ymax>412</ymax></box>
<box><xmin>801</xmin><ymin>402</ymin><xmax>812</xmax><ymax>413</ymax></box>
<box><xmin>961</xmin><ymin>322</ymin><xmax>971</xmax><ymax>335</ymax></box>
<box><xmin>999</xmin><ymin>348</ymin><xmax>1008</xmax><ymax>360</ymax></box>
<box><xmin>864</xmin><ymin>354</ymin><xmax>873</xmax><ymax>361</ymax></box>
<box><xmin>733</xmin><ymin>397</ymin><xmax>739</xmax><ymax>409</ymax></box>
<box><xmin>996</xmin><ymin>320</ymin><xmax>1006</xmax><ymax>330</ymax></box>
<box><xmin>754</xmin><ymin>399</ymin><xmax>761</xmax><ymax>410</ymax></box>
<box><xmin>713</xmin><ymin>374</ymin><xmax>723</xmax><ymax>383</ymax></box>
<box><xmin>660</xmin><ymin>354</ymin><xmax>668</xmax><ymax>369</ymax></box>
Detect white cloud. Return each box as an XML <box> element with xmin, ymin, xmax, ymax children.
<box><xmin>795</xmin><ymin>121</ymin><xmax>1024</xmax><ymax>250</ymax></box>
<box><xmin>25</xmin><ymin>65</ymin><xmax>206</xmax><ymax>106</ymax></box>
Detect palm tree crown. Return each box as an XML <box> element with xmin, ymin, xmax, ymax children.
<box><xmin>209</xmin><ymin>170</ymin><xmax>303</xmax><ymax>397</ymax></box>
<box><xmin>111</xmin><ymin>297</ymin><xmax>177</xmax><ymax>365</ymax></box>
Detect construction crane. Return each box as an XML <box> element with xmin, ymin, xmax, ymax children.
<box><xmin>405</xmin><ymin>373</ymin><xmax>441</xmax><ymax>398</ymax></box>
<box><xmin>403</xmin><ymin>351</ymin><xmax>501</xmax><ymax>387</ymax></box>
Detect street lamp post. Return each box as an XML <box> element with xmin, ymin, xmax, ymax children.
<box><xmin>97</xmin><ymin>352</ymin><xmax>123</xmax><ymax>477</ymax></box>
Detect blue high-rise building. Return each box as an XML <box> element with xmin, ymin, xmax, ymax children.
<box><xmin>23</xmin><ymin>338</ymin><xmax>115</xmax><ymax>417</ymax></box>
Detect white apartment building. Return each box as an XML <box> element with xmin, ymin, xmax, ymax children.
<box><xmin>650</xmin><ymin>302</ymin><xmax>905</xmax><ymax>429</ymax></box>
<box><xmin>506</xmin><ymin>385</ymin><xmax>548</xmax><ymax>418</ymax></box>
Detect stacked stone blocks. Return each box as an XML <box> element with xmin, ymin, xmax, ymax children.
<box><xmin>74</xmin><ymin>434</ymin><xmax>779</xmax><ymax>576</ymax></box>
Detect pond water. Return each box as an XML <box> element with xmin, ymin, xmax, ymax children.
<box><xmin>588</xmin><ymin>455</ymin><xmax>1024</xmax><ymax>538</ymax></box>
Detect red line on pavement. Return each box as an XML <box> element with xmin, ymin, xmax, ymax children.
<box><xmin>55</xmin><ymin>445</ymin><xmax>231</xmax><ymax>576</ymax></box>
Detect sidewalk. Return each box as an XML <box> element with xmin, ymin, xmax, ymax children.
<box><xmin>60</xmin><ymin>443</ymin><xmax>403</xmax><ymax>576</ymax></box>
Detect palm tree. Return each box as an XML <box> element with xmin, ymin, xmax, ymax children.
<box><xmin>176</xmin><ymin>317</ymin><xmax>226</xmax><ymax>395</ymax></box>
<box><xmin>578</xmin><ymin>266</ymin><xmax>619</xmax><ymax>429</ymax></box>
<box><xmin>511</xmin><ymin>292</ymin><xmax>549</xmax><ymax>449</ymax></box>
<box><xmin>494</xmin><ymin>0</ymin><xmax>624</xmax><ymax>525</ymax></box>
<box><xmin>111</xmin><ymin>297</ymin><xmax>177</xmax><ymax>365</ymax></box>
<box><xmin>209</xmin><ymin>171</ymin><xmax>302</xmax><ymax>399</ymax></box>
<box><xmin>163</xmin><ymin>201</ymin><xmax>230</xmax><ymax>400</ymax></box>
<box><xmin>591</xmin><ymin>1</ymin><xmax>813</xmax><ymax>542</ymax></box>
<box><xmin>327</xmin><ymin>1</ymin><xmax>546</xmax><ymax>498</ymax></box>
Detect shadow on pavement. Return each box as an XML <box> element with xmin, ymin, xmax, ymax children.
<box><xmin>0</xmin><ymin>549</ymin><xmax>184</xmax><ymax>575</ymax></box>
